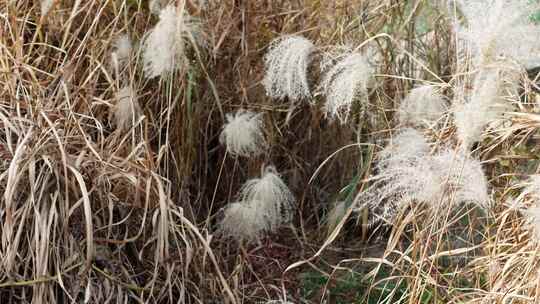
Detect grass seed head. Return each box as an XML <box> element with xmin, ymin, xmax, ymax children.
<box><xmin>114</xmin><ymin>86</ymin><xmax>141</xmax><ymax>130</ymax></box>
<box><xmin>41</xmin><ymin>0</ymin><xmax>55</xmax><ymax>16</ymax></box>
<box><xmin>398</xmin><ymin>85</ymin><xmax>447</xmax><ymax>127</ymax></box>
<box><xmin>239</xmin><ymin>166</ymin><xmax>295</xmax><ymax>231</ymax></box>
<box><xmin>220</xmin><ymin>202</ymin><xmax>268</xmax><ymax>242</ymax></box>
<box><xmin>454</xmin><ymin>0</ymin><xmax>540</xmax><ymax>67</ymax></box>
<box><xmin>142</xmin><ymin>5</ymin><xmax>199</xmax><ymax>78</ymax></box>
<box><xmin>320</xmin><ymin>52</ymin><xmax>374</xmax><ymax>123</ymax></box>
<box><xmin>219</xmin><ymin>110</ymin><xmax>266</xmax><ymax>157</ymax></box>
<box><xmin>111</xmin><ymin>34</ymin><xmax>133</xmax><ymax>72</ymax></box>
<box><xmin>263</xmin><ymin>35</ymin><xmax>315</xmax><ymax>101</ymax></box>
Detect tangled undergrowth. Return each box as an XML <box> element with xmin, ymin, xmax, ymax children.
<box><xmin>3</xmin><ymin>0</ymin><xmax>540</xmax><ymax>303</ymax></box>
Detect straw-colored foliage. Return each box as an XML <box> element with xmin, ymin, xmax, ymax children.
<box><xmin>4</xmin><ymin>0</ymin><xmax>540</xmax><ymax>303</ymax></box>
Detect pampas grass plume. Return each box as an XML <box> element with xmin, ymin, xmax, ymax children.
<box><xmin>111</xmin><ymin>34</ymin><xmax>132</xmax><ymax>72</ymax></box>
<box><xmin>143</xmin><ymin>5</ymin><xmax>198</xmax><ymax>78</ymax></box>
<box><xmin>321</xmin><ymin>52</ymin><xmax>374</xmax><ymax>123</ymax></box>
<box><xmin>378</xmin><ymin>128</ymin><xmax>430</xmax><ymax>169</ymax></box>
<box><xmin>219</xmin><ymin>110</ymin><xmax>266</xmax><ymax>157</ymax></box>
<box><xmin>220</xmin><ymin>166</ymin><xmax>295</xmax><ymax>242</ymax></box>
<box><xmin>513</xmin><ymin>176</ymin><xmax>540</xmax><ymax>242</ymax></box>
<box><xmin>454</xmin><ymin>0</ymin><xmax>540</xmax><ymax>67</ymax></box>
<box><xmin>454</xmin><ymin>68</ymin><xmax>516</xmax><ymax>148</ymax></box>
<box><xmin>220</xmin><ymin>202</ymin><xmax>267</xmax><ymax>242</ymax></box>
<box><xmin>358</xmin><ymin>130</ymin><xmax>490</xmax><ymax>225</ymax></box>
<box><xmin>326</xmin><ymin>201</ymin><xmax>347</xmax><ymax>236</ymax></box>
<box><xmin>398</xmin><ymin>85</ymin><xmax>446</xmax><ymax>127</ymax></box>
<box><xmin>239</xmin><ymin>166</ymin><xmax>295</xmax><ymax>230</ymax></box>
<box><xmin>114</xmin><ymin>86</ymin><xmax>141</xmax><ymax>130</ymax></box>
<box><xmin>263</xmin><ymin>35</ymin><xmax>315</xmax><ymax>101</ymax></box>
<box><xmin>432</xmin><ymin>149</ymin><xmax>490</xmax><ymax>209</ymax></box>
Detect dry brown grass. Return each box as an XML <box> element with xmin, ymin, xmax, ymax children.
<box><xmin>2</xmin><ymin>0</ymin><xmax>540</xmax><ymax>303</ymax></box>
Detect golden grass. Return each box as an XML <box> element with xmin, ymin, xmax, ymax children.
<box><xmin>1</xmin><ymin>0</ymin><xmax>540</xmax><ymax>303</ymax></box>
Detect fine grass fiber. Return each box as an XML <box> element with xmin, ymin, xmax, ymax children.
<box><xmin>2</xmin><ymin>0</ymin><xmax>540</xmax><ymax>303</ymax></box>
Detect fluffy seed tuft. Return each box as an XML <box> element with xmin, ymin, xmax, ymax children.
<box><xmin>220</xmin><ymin>166</ymin><xmax>295</xmax><ymax>241</ymax></box>
<box><xmin>114</xmin><ymin>86</ymin><xmax>142</xmax><ymax>130</ymax></box>
<box><xmin>320</xmin><ymin>52</ymin><xmax>374</xmax><ymax>123</ymax></box>
<box><xmin>263</xmin><ymin>36</ymin><xmax>315</xmax><ymax>101</ymax></box>
<box><xmin>357</xmin><ymin>130</ymin><xmax>489</xmax><ymax>226</ymax></box>
<box><xmin>453</xmin><ymin>66</ymin><xmax>520</xmax><ymax>148</ymax></box>
<box><xmin>514</xmin><ymin>176</ymin><xmax>540</xmax><ymax>242</ymax></box>
<box><xmin>111</xmin><ymin>34</ymin><xmax>133</xmax><ymax>72</ymax></box>
<box><xmin>454</xmin><ymin>0</ymin><xmax>540</xmax><ymax>67</ymax></box>
<box><xmin>219</xmin><ymin>110</ymin><xmax>266</xmax><ymax>157</ymax></box>
<box><xmin>398</xmin><ymin>85</ymin><xmax>447</xmax><ymax>127</ymax></box>
<box><xmin>41</xmin><ymin>0</ymin><xmax>55</xmax><ymax>16</ymax></box>
<box><xmin>142</xmin><ymin>5</ymin><xmax>199</xmax><ymax>78</ymax></box>
<box><xmin>220</xmin><ymin>202</ymin><xmax>267</xmax><ymax>242</ymax></box>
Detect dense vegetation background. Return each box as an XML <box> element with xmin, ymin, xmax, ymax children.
<box><xmin>2</xmin><ymin>0</ymin><xmax>540</xmax><ymax>303</ymax></box>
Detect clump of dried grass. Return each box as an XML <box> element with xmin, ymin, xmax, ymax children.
<box><xmin>6</xmin><ymin>0</ymin><xmax>540</xmax><ymax>303</ymax></box>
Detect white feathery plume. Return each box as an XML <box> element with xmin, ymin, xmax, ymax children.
<box><xmin>220</xmin><ymin>166</ymin><xmax>295</xmax><ymax>242</ymax></box>
<box><xmin>378</xmin><ymin>128</ymin><xmax>430</xmax><ymax>169</ymax></box>
<box><xmin>326</xmin><ymin>201</ymin><xmax>347</xmax><ymax>235</ymax></box>
<box><xmin>263</xmin><ymin>35</ymin><xmax>315</xmax><ymax>101</ymax></box>
<box><xmin>514</xmin><ymin>176</ymin><xmax>540</xmax><ymax>242</ymax></box>
<box><xmin>143</xmin><ymin>5</ymin><xmax>199</xmax><ymax>78</ymax></box>
<box><xmin>356</xmin><ymin>129</ymin><xmax>434</xmax><ymax>226</ymax></box>
<box><xmin>454</xmin><ymin>67</ymin><xmax>519</xmax><ymax>148</ymax></box>
<box><xmin>357</xmin><ymin>130</ymin><xmax>490</xmax><ymax>225</ymax></box>
<box><xmin>219</xmin><ymin>110</ymin><xmax>266</xmax><ymax>157</ymax></box>
<box><xmin>114</xmin><ymin>86</ymin><xmax>141</xmax><ymax>130</ymax></box>
<box><xmin>239</xmin><ymin>166</ymin><xmax>295</xmax><ymax>230</ymax></box>
<box><xmin>41</xmin><ymin>0</ymin><xmax>55</xmax><ymax>16</ymax></box>
<box><xmin>431</xmin><ymin>149</ymin><xmax>490</xmax><ymax>209</ymax></box>
<box><xmin>149</xmin><ymin>0</ymin><xmax>167</xmax><ymax>14</ymax></box>
<box><xmin>111</xmin><ymin>34</ymin><xmax>132</xmax><ymax>72</ymax></box>
<box><xmin>220</xmin><ymin>202</ymin><xmax>268</xmax><ymax>242</ymax></box>
<box><xmin>398</xmin><ymin>85</ymin><xmax>447</xmax><ymax>127</ymax></box>
<box><xmin>320</xmin><ymin>52</ymin><xmax>375</xmax><ymax>123</ymax></box>
<box><xmin>454</xmin><ymin>0</ymin><xmax>540</xmax><ymax>68</ymax></box>
<box><xmin>524</xmin><ymin>205</ymin><xmax>540</xmax><ymax>242</ymax></box>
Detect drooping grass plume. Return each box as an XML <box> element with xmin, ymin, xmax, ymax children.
<box><xmin>431</xmin><ymin>149</ymin><xmax>490</xmax><ymax>209</ymax></box>
<box><xmin>511</xmin><ymin>175</ymin><xmax>540</xmax><ymax>242</ymax></box>
<box><xmin>320</xmin><ymin>51</ymin><xmax>375</xmax><ymax>123</ymax></box>
<box><xmin>398</xmin><ymin>85</ymin><xmax>447</xmax><ymax>127</ymax></box>
<box><xmin>221</xmin><ymin>166</ymin><xmax>295</xmax><ymax>241</ymax></box>
<box><xmin>150</xmin><ymin>0</ymin><xmax>208</xmax><ymax>14</ymax></box>
<box><xmin>114</xmin><ymin>86</ymin><xmax>142</xmax><ymax>130</ymax></box>
<box><xmin>142</xmin><ymin>5</ymin><xmax>199</xmax><ymax>78</ymax></box>
<box><xmin>263</xmin><ymin>35</ymin><xmax>315</xmax><ymax>101</ymax></box>
<box><xmin>219</xmin><ymin>110</ymin><xmax>266</xmax><ymax>157</ymax></box>
<box><xmin>378</xmin><ymin>128</ymin><xmax>431</xmax><ymax>169</ymax></box>
<box><xmin>238</xmin><ymin>166</ymin><xmax>295</xmax><ymax>230</ymax></box>
<box><xmin>220</xmin><ymin>202</ymin><xmax>268</xmax><ymax>242</ymax></box>
<box><xmin>111</xmin><ymin>34</ymin><xmax>133</xmax><ymax>73</ymax></box>
<box><xmin>454</xmin><ymin>0</ymin><xmax>540</xmax><ymax>67</ymax></box>
<box><xmin>357</xmin><ymin>129</ymin><xmax>489</xmax><ymax>226</ymax></box>
<box><xmin>326</xmin><ymin>201</ymin><xmax>347</xmax><ymax>235</ymax></box>
<box><xmin>524</xmin><ymin>205</ymin><xmax>540</xmax><ymax>242</ymax></box>
<box><xmin>453</xmin><ymin>66</ymin><xmax>520</xmax><ymax>148</ymax></box>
